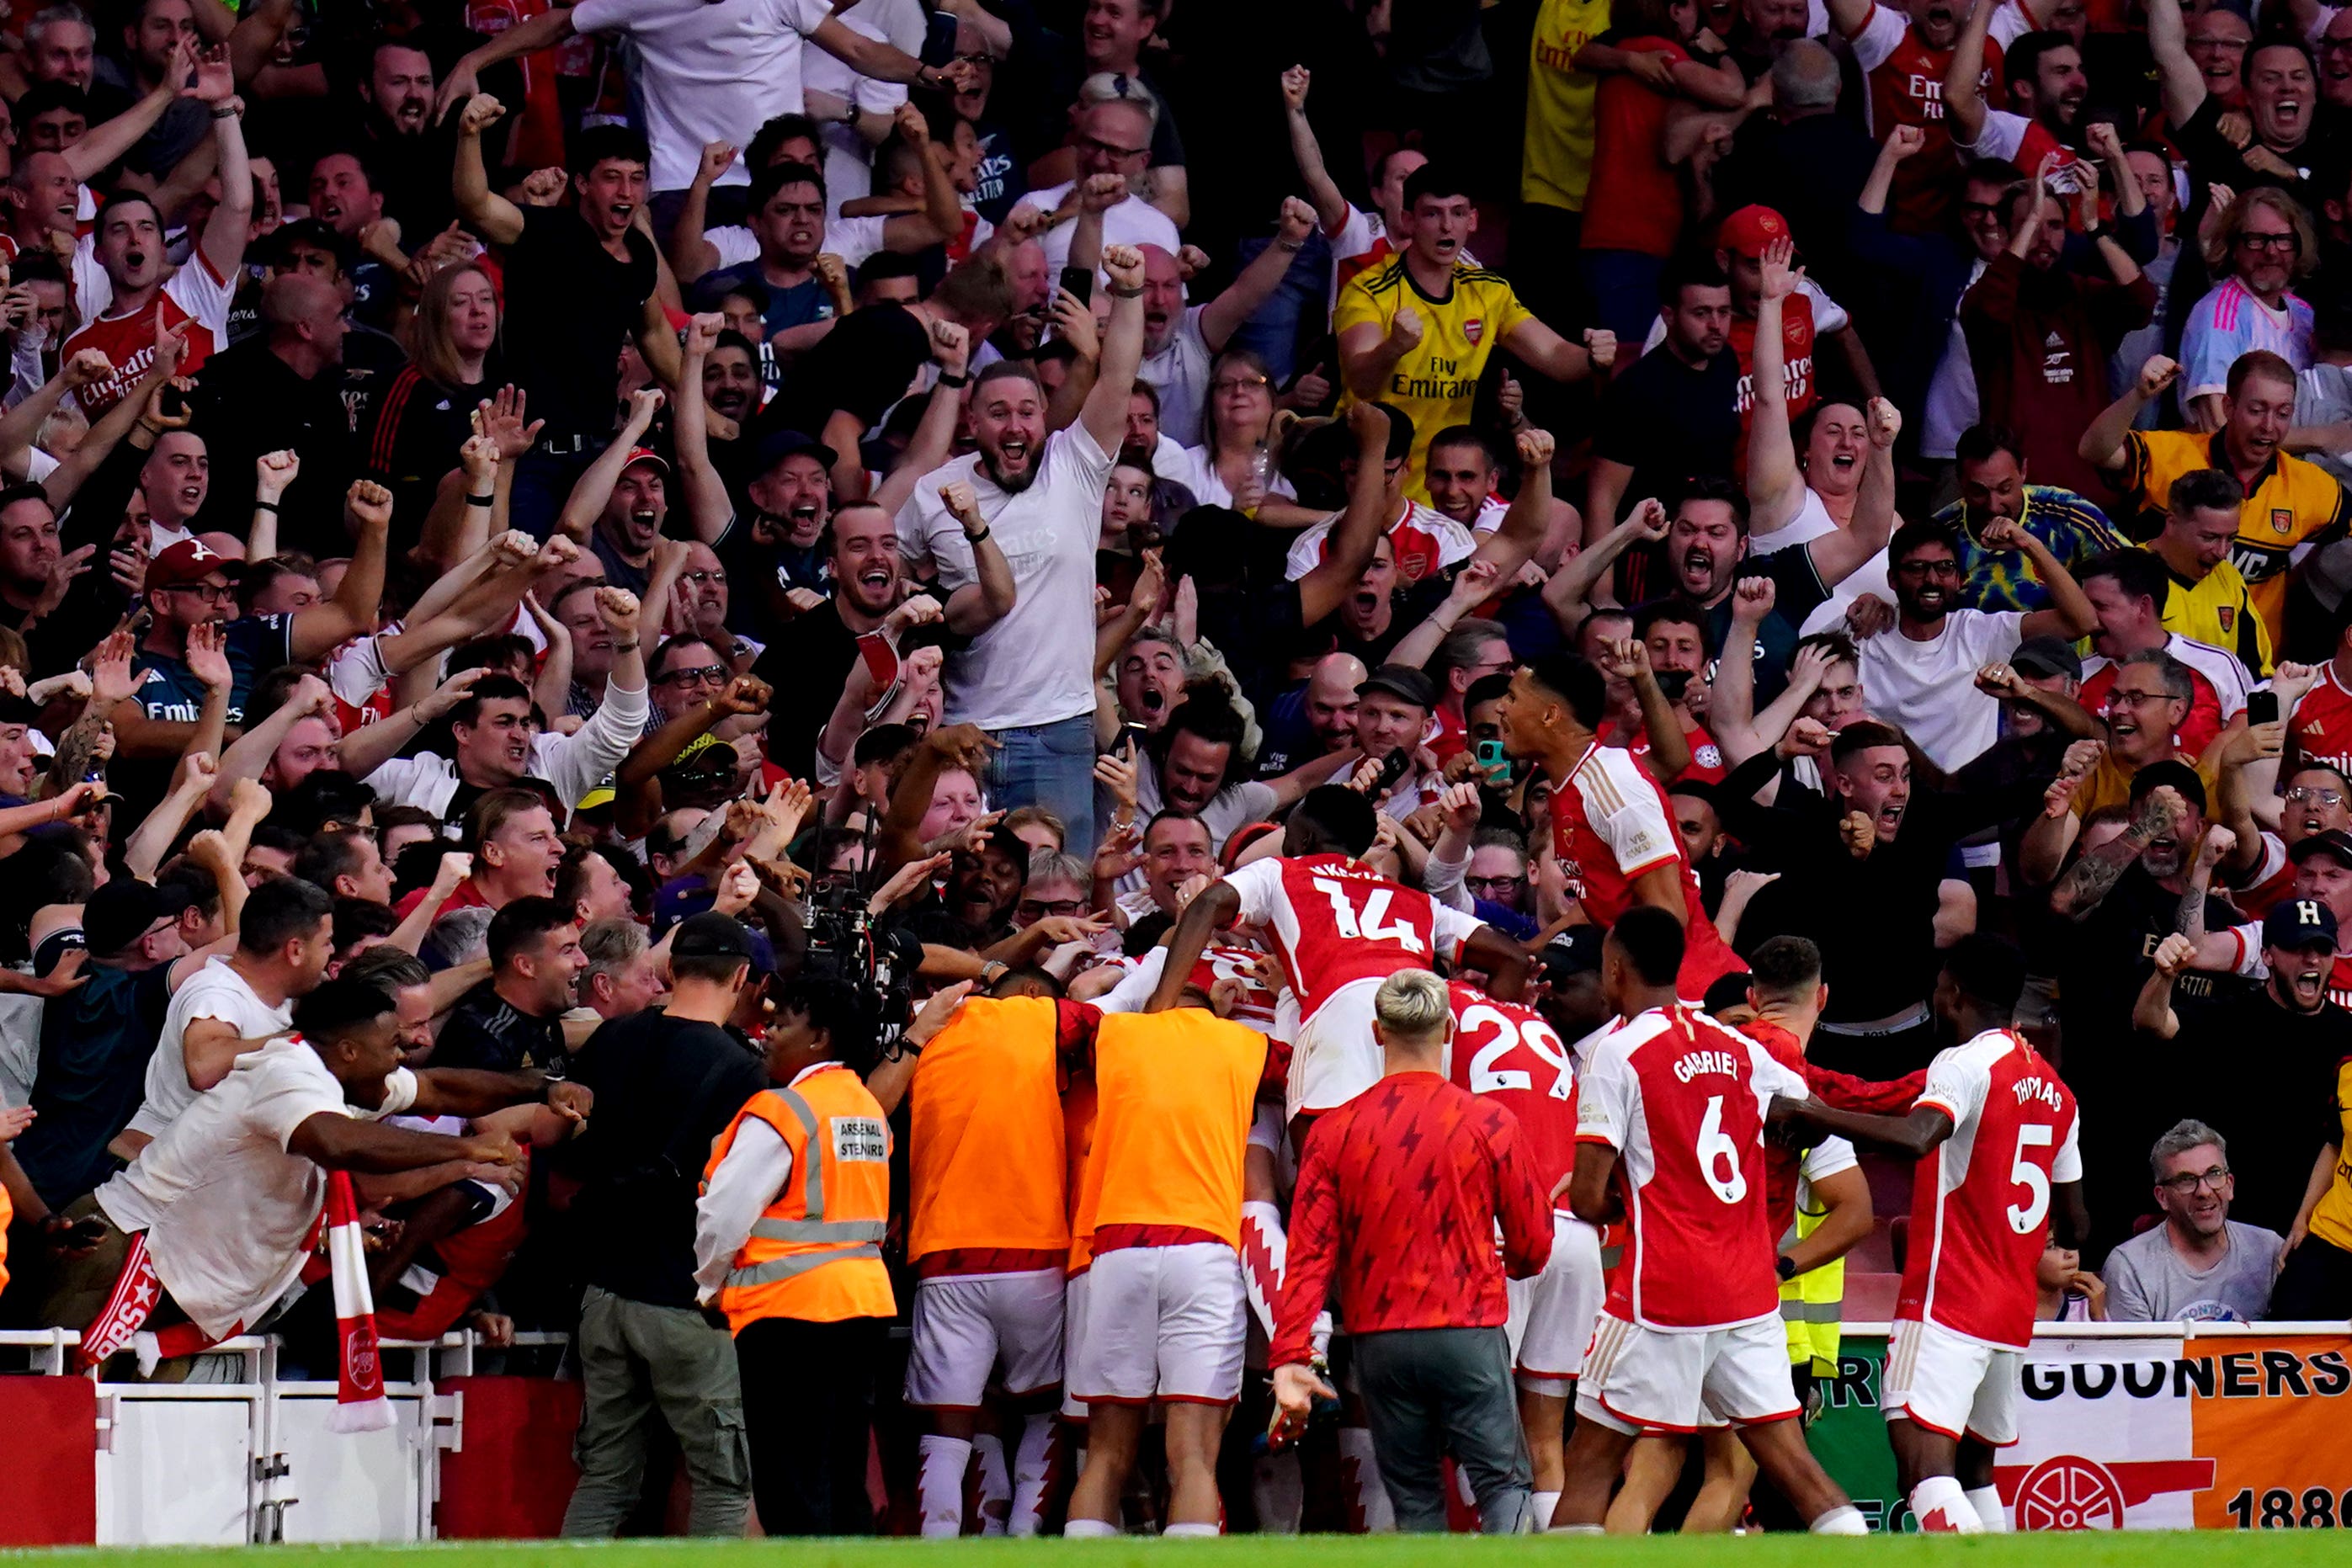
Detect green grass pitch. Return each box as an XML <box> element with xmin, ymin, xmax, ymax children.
<box><xmin>9</xmin><ymin>1537</ymin><xmax>2346</xmax><ymax>1566</ymax></box>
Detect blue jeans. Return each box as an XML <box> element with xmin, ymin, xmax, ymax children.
<box><xmin>984</xmin><ymin>713</ymin><xmax>1096</xmax><ymax>858</ymax></box>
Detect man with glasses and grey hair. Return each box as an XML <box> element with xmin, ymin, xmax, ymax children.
<box><xmin>2099</xmin><ymin>1120</ymin><xmax>2283</xmax><ymax>1322</ymax></box>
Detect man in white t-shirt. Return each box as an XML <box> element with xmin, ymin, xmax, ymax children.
<box><xmin>440</xmin><ymin>0</ymin><xmax>968</xmax><ymax>224</ymax></box>
<box><xmin>116</xmin><ymin>876</ymin><xmax>337</xmax><ymax>1156</ymax></box>
<box><xmin>72</xmin><ymin>979</ymin><xmax>580</xmax><ymax>1369</ymax></box>
<box><xmin>1016</xmin><ymin>98</ymin><xmax>1180</xmax><ymax>279</ymax></box>
<box><xmin>1854</xmin><ymin>519</ymin><xmax>2097</xmax><ymax>772</ymax></box>
<box><xmin>894</xmin><ymin>244</ymin><xmax>1151</xmax><ymax>856</ymax></box>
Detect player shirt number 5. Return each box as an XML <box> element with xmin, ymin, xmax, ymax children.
<box><xmin>63</xmin><ymin>254</ymin><xmax>237</xmax><ymax>417</ymax></box>
<box><xmin>1576</xmin><ymin>1005</ymin><xmax>1809</xmax><ymax>1331</ymax></box>
<box><xmin>1899</xmin><ymin>1027</ymin><xmax>2081</xmax><ymax>1350</ymax></box>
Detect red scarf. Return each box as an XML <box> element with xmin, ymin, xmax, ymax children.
<box><xmin>323</xmin><ymin>1170</ymin><xmax>393</xmax><ymax>1432</ymax></box>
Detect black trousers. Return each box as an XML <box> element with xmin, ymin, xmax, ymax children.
<box><xmin>735</xmin><ymin>1315</ymin><xmax>888</xmax><ymax>1535</ymax></box>
<box><xmin>1353</xmin><ymin>1325</ymin><xmax>1534</xmax><ymax>1533</ymax></box>
<box><xmin>2272</xmin><ymin>1234</ymin><xmax>2352</xmax><ymax>1319</ymax></box>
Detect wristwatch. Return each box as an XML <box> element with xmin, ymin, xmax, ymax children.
<box><xmin>1775</xmin><ymin>1253</ymin><xmax>1798</xmax><ymax>1281</ymax></box>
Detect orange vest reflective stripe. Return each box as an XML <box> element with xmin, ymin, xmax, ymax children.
<box><xmin>705</xmin><ymin>1066</ymin><xmax>896</xmax><ymax>1332</ymax></box>
<box><xmin>907</xmin><ymin>997</ymin><xmax>1071</xmax><ymax>1260</ymax></box>
<box><xmin>1077</xmin><ymin>1010</ymin><xmax>1266</xmax><ymax>1250</ymax></box>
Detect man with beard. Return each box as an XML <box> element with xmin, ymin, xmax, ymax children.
<box><xmin>1128</xmin><ymin>681</ymin><xmax>1353</xmax><ymax>856</ymax></box>
<box><xmin>753</xmin><ymin>503</ymin><xmax>923</xmax><ymax>779</ymax></box>
<box><xmin>893</xmin><ymin>244</ymin><xmax>1152</xmax><ymax>855</ymax></box>
<box><xmin>697</xmin><ymin>332</ymin><xmax>766</xmax><ymax>497</ymax></box>
<box><xmin>1853</xmin><ymin>519</ymin><xmax>2096</xmax><ymax>772</ymax></box>
<box><xmin>2179</xmin><ymin>190</ymin><xmax>2319</xmax><ymax>433</ymax></box>
<box><xmin>2081</xmin><ymin>353</ymin><xmax>2350</xmax><ymax>656</ymax></box>
<box><xmin>1832</xmin><ymin>0</ymin><xmax>1999</xmax><ymax>233</ymax></box>
<box><xmin>62</xmin><ymin>50</ymin><xmax>251</xmax><ymax>414</ymax></box>
<box><xmin>1945</xmin><ymin>7</ymin><xmax>2088</xmax><ymax>176</ymax></box>
<box><xmin>1961</xmin><ymin>145</ymin><xmax>2156</xmax><ymax>502</ymax></box>
<box><xmin>1714</xmin><ymin>717</ymin><xmax>2051</xmax><ymax>1076</ymax></box>
<box><xmin>1256</xmin><ymin>652</ymin><xmax>1367</xmax><ymax>778</ymax></box>
<box><xmin>1131</xmin><ymin>200</ymin><xmax>1317</xmax><ymax>447</ymax></box>
<box><xmin>2151</xmin><ymin>0</ymin><xmax>2325</xmax><ymax>214</ymax></box>
<box><xmin>2138</xmin><ymin>900</ymin><xmax>2347</xmax><ymax>1243</ymax></box>
<box><xmin>1586</xmin><ymin>258</ymin><xmax>1742</xmax><ymax>546</ymax></box>
<box><xmin>353</xmin><ymin>38</ymin><xmax>462</xmax><ymax>241</ymax></box>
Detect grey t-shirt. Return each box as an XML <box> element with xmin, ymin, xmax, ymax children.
<box><xmin>2100</xmin><ymin>1220</ymin><xmax>2284</xmax><ymax>1324</ymax></box>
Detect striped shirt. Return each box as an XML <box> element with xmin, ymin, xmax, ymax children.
<box><xmin>2179</xmin><ymin>278</ymin><xmax>2313</xmax><ymax>407</ymax></box>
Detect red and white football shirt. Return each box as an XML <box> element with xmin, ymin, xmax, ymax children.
<box><xmin>1284</xmin><ymin>497</ymin><xmax>1477</xmax><ymax>587</ymax></box>
<box><xmin>1846</xmin><ymin>3</ymin><xmax>2003</xmax><ymax>231</ymax></box>
<box><xmin>1898</xmin><ymin>1028</ymin><xmax>2082</xmax><ymax>1349</ymax></box>
<box><xmin>1221</xmin><ymin>852</ymin><xmax>1482</xmax><ymax>1026</ymax></box>
<box><xmin>65</xmin><ymin>254</ymin><xmax>237</xmax><ymax>417</ymax></box>
<box><xmin>2290</xmin><ymin>661</ymin><xmax>2352</xmax><ymax>777</ymax></box>
<box><xmin>1575</xmin><ymin>1005</ymin><xmax>1808</xmax><ymax>1331</ymax></box>
<box><xmin>1099</xmin><ymin>941</ymin><xmax>1287</xmax><ymax>1038</ymax></box>
<box><xmin>1550</xmin><ymin>741</ymin><xmax>1744</xmax><ymax>997</ymax></box>
<box><xmin>1445</xmin><ymin>980</ymin><xmax>1578</xmax><ymax>1198</ymax></box>
<box><xmin>2079</xmin><ymin>631</ymin><xmax>2245</xmax><ymax>759</ymax></box>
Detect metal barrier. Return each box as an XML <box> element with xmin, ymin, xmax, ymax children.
<box><xmin>0</xmin><ymin>1328</ymin><xmax>571</xmax><ymax>1546</ymax></box>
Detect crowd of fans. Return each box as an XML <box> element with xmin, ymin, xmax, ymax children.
<box><xmin>0</xmin><ymin>0</ymin><xmax>2345</xmax><ymax>1540</ymax></box>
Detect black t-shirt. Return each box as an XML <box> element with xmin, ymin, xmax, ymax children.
<box><xmin>763</xmin><ymin>304</ymin><xmax>930</xmax><ymax>442</ymax></box>
<box><xmin>433</xmin><ymin>981</ymin><xmax>568</xmax><ymax>1076</ymax></box>
<box><xmin>752</xmin><ymin>598</ymin><xmax>861</xmax><ymax>779</ymax></box>
<box><xmin>1593</xmin><ymin>345</ymin><xmax>1744</xmax><ymax>524</ymax></box>
<box><xmin>2159</xmin><ymin>986</ymin><xmax>2349</xmax><ymax>1237</ymax></box>
<box><xmin>503</xmin><ymin>205</ymin><xmax>658</xmax><ymax>447</ymax></box>
<box><xmin>559</xmin><ymin>1007</ymin><xmax>770</xmax><ymax>1307</ymax></box>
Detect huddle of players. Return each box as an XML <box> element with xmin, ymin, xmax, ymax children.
<box><xmin>897</xmin><ymin>655</ymin><xmax>2082</xmax><ymax>1535</ymax></box>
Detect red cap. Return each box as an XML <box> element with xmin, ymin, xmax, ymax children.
<box><xmin>146</xmin><ymin>538</ymin><xmax>241</xmax><ymax>589</ymax></box>
<box><xmin>1715</xmin><ymin>205</ymin><xmax>1791</xmax><ymax>259</ymax></box>
<box><xmin>620</xmin><ymin>447</ymin><xmax>671</xmax><ymax>475</ymax></box>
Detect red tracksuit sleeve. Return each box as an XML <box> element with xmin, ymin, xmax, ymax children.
<box><xmin>1489</xmin><ymin>1111</ymin><xmax>1556</xmax><ymax>1282</ymax></box>
<box><xmin>1271</xmin><ymin>1119</ymin><xmax>1341</xmax><ymax>1368</ymax></box>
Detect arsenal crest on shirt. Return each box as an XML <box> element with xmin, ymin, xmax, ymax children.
<box><xmin>1463</xmin><ymin>317</ymin><xmax>1483</xmax><ymax>344</ymax></box>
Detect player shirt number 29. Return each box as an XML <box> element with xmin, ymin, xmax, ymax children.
<box><xmin>1576</xmin><ymin>1005</ymin><xmax>1808</xmax><ymax>1331</ymax></box>
<box><xmin>1221</xmin><ymin>852</ymin><xmax>1480</xmax><ymax>1022</ymax></box>
<box><xmin>1445</xmin><ymin>981</ymin><xmax>1579</xmax><ymax>1196</ymax></box>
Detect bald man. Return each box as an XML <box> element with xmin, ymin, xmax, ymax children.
<box><xmin>1131</xmin><ymin>195</ymin><xmax>1315</xmax><ymax>444</ymax></box>
<box><xmin>187</xmin><ymin>271</ymin><xmax>364</xmax><ymax>548</ymax></box>
<box><xmin>1257</xmin><ymin>652</ymin><xmax>1369</xmax><ymax>778</ymax></box>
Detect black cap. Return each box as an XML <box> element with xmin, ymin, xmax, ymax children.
<box><xmin>2009</xmin><ymin>635</ymin><xmax>2083</xmax><ymax>682</ymax></box>
<box><xmin>2291</xmin><ymin>828</ymin><xmax>2352</xmax><ymax>869</ymax></box>
<box><xmin>1357</xmin><ymin>662</ymin><xmax>1436</xmax><ymax>710</ymax></box>
<box><xmin>82</xmin><ymin>878</ymin><xmax>199</xmax><ymax>958</ymax></box>
<box><xmin>1536</xmin><ymin>926</ymin><xmax>1604</xmax><ymax>983</ymax></box>
<box><xmin>2127</xmin><ymin>758</ymin><xmax>2206</xmax><ymax>816</ymax></box>
<box><xmin>2263</xmin><ymin>894</ymin><xmax>2339</xmax><ymax>952</ymax></box>
<box><xmin>751</xmin><ymin>428</ymin><xmax>830</xmax><ymax>478</ymax></box>
<box><xmin>672</xmin><ymin>911</ymin><xmax>757</xmax><ymax>965</ymax></box>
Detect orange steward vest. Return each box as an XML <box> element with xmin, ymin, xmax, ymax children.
<box><xmin>1075</xmin><ymin>1010</ymin><xmax>1266</xmax><ymax>1251</ymax></box>
<box><xmin>907</xmin><ymin>996</ymin><xmax>1072</xmax><ymax>1260</ymax></box>
<box><xmin>705</xmin><ymin>1065</ymin><xmax>895</xmax><ymax>1332</ymax></box>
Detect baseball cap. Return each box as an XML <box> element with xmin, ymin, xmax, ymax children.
<box><xmin>2263</xmin><ymin>895</ymin><xmax>2339</xmax><ymax>953</ymax></box>
<box><xmin>1537</xmin><ymin>926</ymin><xmax>1604</xmax><ymax>985</ymax></box>
<box><xmin>2009</xmin><ymin>635</ymin><xmax>2083</xmax><ymax>682</ymax></box>
<box><xmin>1716</xmin><ymin>205</ymin><xmax>1791</xmax><ymax>259</ymax></box>
<box><xmin>2291</xmin><ymin>828</ymin><xmax>2352</xmax><ymax>870</ymax></box>
<box><xmin>82</xmin><ymin>877</ymin><xmax>199</xmax><ymax>958</ymax></box>
<box><xmin>146</xmin><ymin>538</ymin><xmax>241</xmax><ymax>590</ymax></box>
<box><xmin>672</xmin><ymin>911</ymin><xmax>768</xmax><ymax>975</ymax></box>
<box><xmin>751</xmin><ymin>428</ymin><xmax>831</xmax><ymax>477</ymax></box>
<box><xmin>620</xmin><ymin>447</ymin><xmax>671</xmax><ymax>476</ymax></box>
<box><xmin>1358</xmin><ymin>663</ymin><xmax>1437</xmax><ymax>710</ymax></box>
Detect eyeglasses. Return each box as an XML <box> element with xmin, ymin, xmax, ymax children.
<box><xmin>2185</xmin><ymin>34</ymin><xmax>2248</xmax><ymax>50</ymax></box>
<box><xmin>681</xmin><ymin>569</ymin><xmax>726</xmax><ymax>587</ymax></box>
<box><xmin>656</xmin><ymin>663</ymin><xmax>729</xmax><ymax>686</ymax></box>
<box><xmin>162</xmin><ymin>581</ymin><xmax>235</xmax><ymax>602</ymax></box>
<box><xmin>2287</xmin><ymin>786</ymin><xmax>2346</xmax><ymax>806</ymax></box>
<box><xmin>1960</xmin><ymin>199</ymin><xmax>2007</xmax><ymax>220</ymax></box>
<box><xmin>2104</xmin><ymin>688</ymin><xmax>2177</xmax><ymax>710</ymax></box>
<box><xmin>1895</xmin><ymin>559</ymin><xmax>1961</xmax><ymax>579</ymax></box>
<box><xmin>2236</xmin><ymin>231</ymin><xmax>2300</xmax><ymax>253</ymax></box>
<box><xmin>1464</xmin><ymin>874</ymin><xmax>1527</xmax><ymax>893</ymax></box>
<box><xmin>2158</xmin><ymin>1165</ymin><xmax>2230</xmax><ymax>1195</ymax></box>
<box><xmin>1211</xmin><ymin>375</ymin><xmax>1269</xmax><ymax>396</ymax></box>
<box><xmin>1019</xmin><ymin>897</ymin><xmax>1086</xmax><ymax>919</ymax></box>
<box><xmin>1078</xmin><ymin>134</ymin><xmax>1150</xmax><ymax>162</ymax></box>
